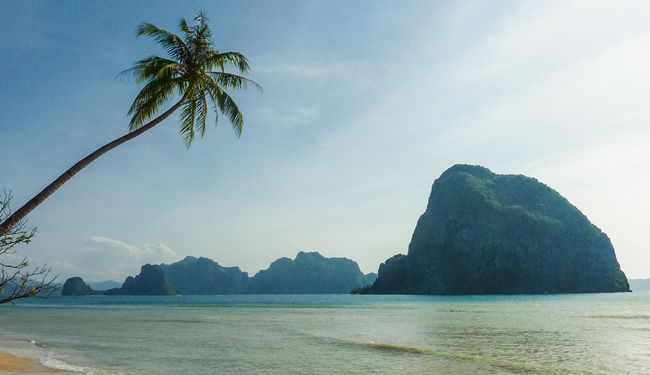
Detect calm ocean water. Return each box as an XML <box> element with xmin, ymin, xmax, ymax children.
<box><xmin>0</xmin><ymin>293</ymin><xmax>649</xmax><ymax>374</ymax></box>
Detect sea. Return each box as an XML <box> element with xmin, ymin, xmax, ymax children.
<box><xmin>0</xmin><ymin>292</ymin><xmax>649</xmax><ymax>374</ymax></box>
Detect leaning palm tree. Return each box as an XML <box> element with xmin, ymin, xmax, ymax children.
<box><xmin>0</xmin><ymin>12</ymin><xmax>259</xmax><ymax>236</ymax></box>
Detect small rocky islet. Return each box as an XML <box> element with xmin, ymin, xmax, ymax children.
<box><xmin>63</xmin><ymin>164</ymin><xmax>629</xmax><ymax>296</ymax></box>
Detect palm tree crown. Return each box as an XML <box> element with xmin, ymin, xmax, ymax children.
<box><xmin>127</xmin><ymin>12</ymin><xmax>260</xmax><ymax>145</ymax></box>
<box><xmin>0</xmin><ymin>12</ymin><xmax>259</xmax><ymax>236</ymax></box>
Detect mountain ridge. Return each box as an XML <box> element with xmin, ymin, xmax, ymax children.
<box><xmin>62</xmin><ymin>251</ymin><xmax>377</xmax><ymax>295</ymax></box>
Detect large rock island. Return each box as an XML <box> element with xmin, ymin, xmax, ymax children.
<box><xmin>361</xmin><ymin>164</ymin><xmax>629</xmax><ymax>294</ymax></box>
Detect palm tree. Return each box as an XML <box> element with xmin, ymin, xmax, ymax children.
<box><xmin>0</xmin><ymin>12</ymin><xmax>259</xmax><ymax>236</ymax></box>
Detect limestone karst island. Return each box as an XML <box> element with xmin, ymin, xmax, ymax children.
<box><xmin>361</xmin><ymin>165</ymin><xmax>629</xmax><ymax>294</ymax></box>
<box><xmin>62</xmin><ymin>165</ymin><xmax>629</xmax><ymax>296</ymax></box>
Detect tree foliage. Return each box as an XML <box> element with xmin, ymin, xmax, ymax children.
<box><xmin>0</xmin><ymin>11</ymin><xmax>258</xmax><ymax>237</ymax></box>
<box><xmin>125</xmin><ymin>11</ymin><xmax>261</xmax><ymax>146</ymax></box>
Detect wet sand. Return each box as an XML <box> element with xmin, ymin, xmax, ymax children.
<box><xmin>0</xmin><ymin>352</ymin><xmax>38</xmax><ymax>373</ymax></box>
<box><xmin>0</xmin><ymin>352</ymin><xmax>60</xmax><ymax>374</ymax></box>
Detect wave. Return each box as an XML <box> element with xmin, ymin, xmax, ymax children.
<box><xmin>24</xmin><ymin>338</ymin><xmax>48</xmax><ymax>348</ymax></box>
<box><xmin>588</xmin><ymin>314</ymin><xmax>650</xmax><ymax>320</ymax></box>
<box><xmin>301</xmin><ymin>333</ymin><xmax>594</xmax><ymax>375</ymax></box>
<box><xmin>40</xmin><ymin>352</ymin><xmax>129</xmax><ymax>375</ymax></box>
<box><xmin>1</xmin><ymin>332</ymin><xmax>129</xmax><ymax>375</ymax></box>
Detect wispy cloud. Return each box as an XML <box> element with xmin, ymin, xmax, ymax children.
<box><xmin>49</xmin><ymin>236</ymin><xmax>179</xmax><ymax>282</ymax></box>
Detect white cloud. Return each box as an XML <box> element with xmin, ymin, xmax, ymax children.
<box><xmin>49</xmin><ymin>236</ymin><xmax>179</xmax><ymax>282</ymax></box>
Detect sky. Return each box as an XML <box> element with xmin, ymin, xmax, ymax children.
<box><xmin>1</xmin><ymin>0</ymin><xmax>649</xmax><ymax>282</ymax></box>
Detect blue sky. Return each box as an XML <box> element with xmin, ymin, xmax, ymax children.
<box><xmin>1</xmin><ymin>1</ymin><xmax>649</xmax><ymax>281</ymax></box>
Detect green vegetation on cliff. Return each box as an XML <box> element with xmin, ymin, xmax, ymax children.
<box><xmin>362</xmin><ymin>164</ymin><xmax>629</xmax><ymax>295</ymax></box>
<box><xmin>61</xmin><ymin>277</ymin><xmax>96</xmax><ymax>296</ymax></box>
<box><xmin>115</xmin><ymin>264</ymin><xmax>178</xmax><ymax>295</ymax></box>
<box><xmin>248</xmin><ymin>251</ymin><xmax>376</xmax><ymax>294</ymax></box>
<box><xmin>160</xmin><ymin>256</ymin><xmax>249</xmax><ymax>294</ymax></box>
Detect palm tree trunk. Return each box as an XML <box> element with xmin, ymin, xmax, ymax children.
<box><xmin>0</xmin><ymin>99</ymin><xmax>186</xmax><ymax>236</ymax></box>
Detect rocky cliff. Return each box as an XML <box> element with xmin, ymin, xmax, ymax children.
<box><xmin>113</xmin><ymin>264</ymin><xmax>178</xmax><ymax>295</ymax></box>
<box><xmin>160</xmin><ymin>256</ymin><xmax>249</xmax><ymax>294</ymax></box>
<box><xmin>362</xmin><ymin>164</ymin><xmax>629</xmax><ymax>294</ymax></box>
<box><xmin>248</xmin><ymin>251</ymin><xmax>376</xmax><ymax>294</ymax></box>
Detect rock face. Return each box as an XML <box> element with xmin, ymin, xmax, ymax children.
<box><xmin>361</xmin><ymin>254</ymin><xmax>406</xmax><ymax>294</ymax></box>
<box><xmin>248</xmin><ymin>251</ymin><xmax>376</xmax><ymax>294</ymax></box>
<box><xmin>160</xmin><ymin>256</ymin><xmax>249</xmax><ymax>294</ymax></box>
<box><xmin>363</xmin><ymin>164</ymin><xmax>630</xmax><ymax>294</ymax></box>
<box><xmin>61</xmin><ymin>277</ymin><xmax>95</xmax><ymax>296</ymax></box>
<box><xmin>115</xmin><ymin>264</ymin><xmax>178</xmax><ymax>295</ymax></box>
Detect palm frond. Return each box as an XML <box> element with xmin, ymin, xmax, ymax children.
<box><xmin>179</xmin><ymin>93</ymin><xmax>197</xmax><ymax>146</ymax></box>
<box><xmin>178</xmin><ymin>18</ymin><xmax>191</xmax><ymax>35</ymax></box>
<box><xmin>206</xmin><ymin>51</ymin><xmax>251</xmax><ymax>73</ymax></box>
<box><xmin>218</xmin><ymin>91</ymin><xmax>244</xmax><ymax>137</ymax></box>
<box><xmin>205</xmin><ymin>78</ymin><xmax>244</xmax><ymax>137</ymax></box>
<box><xmin>196</xmin><ymin>92</ymin><xmax>208</xmax><ymax>137</ymax></box>
<box><xmin>128</xmin><ymin>79</ymin><xmax>177</xmax><ymax>130</ymax></box>
<box><xmin>136</xmin><ymin>23</ymin><xmax>189</xmax><ymax>62</ymax></box>
<box><xmin>124</xmin><ymin>56</ymin><xmax>181</xmax><ymax>83</ymax></box>
<box><xmin>209</xmin><ymin>72</ymin><xmax>262</xmax><ymax>92</ymax></box>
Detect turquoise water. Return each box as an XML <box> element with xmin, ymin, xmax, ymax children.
<box><xmin>1</xmin><ymin>293</ymin><xmax>649</xmax><ymax>374</ymax></box>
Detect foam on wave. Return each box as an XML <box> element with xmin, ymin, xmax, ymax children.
<box><xmin>40</xmin><ymin>352</ymin><xmax>128</xmax><ymax>375</ymax></box>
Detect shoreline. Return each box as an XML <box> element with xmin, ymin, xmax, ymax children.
<box><xmin>0</xmin><ymin>334</ymin><xmax>82</xmax><ymax>375</ymax></box>
<box><xmin>0</xmin><ymin>351</ymin><xmax>58</xmax><ymax>374</ymax></box>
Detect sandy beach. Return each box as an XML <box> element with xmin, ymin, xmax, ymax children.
<box><xmin>0</xmin><ymin>352</ymin><xmax>55</xmax><ymax>374</ymax></box>
<box><xmin>0</xmin><ymin>348</ymin><xmax>82</xmax><ymax>375</ymax></box>
<box><xmin>0</xmin><ymin>334</ymin><xmax>81</xmax><ymax>375</ymax></box>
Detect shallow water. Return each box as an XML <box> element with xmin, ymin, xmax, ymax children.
<box><xmin>1</xmin><ymin>293</ymin><xmax>649</xmax><ymax>374</ymax></box>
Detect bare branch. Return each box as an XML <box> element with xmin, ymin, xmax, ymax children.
<box><xmin>0</xmin><ymin>192</ymin><xmax>59</xmax><ymax>304</ymax></box>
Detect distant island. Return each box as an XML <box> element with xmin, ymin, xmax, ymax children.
<box><xmin>358</xmin><ymin>164</ymin><xmax>629</xmax><ymax>294</ymax></box>
<box><xmin>63</xmin><ymin>264</ymin><xmax>178</xmax><ymax>295</ymax></box>
<box><xmin>62</xmin><ymin>251</ymin><xmax>377</xmax><ymax>296</ymax></box>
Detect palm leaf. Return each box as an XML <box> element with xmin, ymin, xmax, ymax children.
<box><xmin>136</xmin><ymin>23</ymin><xmax>189</xmax><ymax>62</ymax></box>
<box><xmin>206</xmin><ymin>51</ymin><xmax>251</xmax><ymax>73</ymax></box>
<box><xmin>209</xmin><ymin>72</ymin><xmax>262</xmax><ymax>92</ymax></box>
<box><xmin>128</xmin><ymin>78</ymin><xmax>178</xmax><ymax>130</ymax></box>
<box><xmin>196</xmin><ymin>92</ymin><xmax>208</xmax><ymax>137</ymax></box>
<box><xmin>206</xmin><ymin>79</ymin><xmax>243</xmax><ymax>137</ymax></box>
<box><xmin>179</xmin><ymin>93</ymin><xmax>197</xmax><ymax>146</ymax></box>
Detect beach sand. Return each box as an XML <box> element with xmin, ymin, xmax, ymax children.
<box><xmin>0</xmin><ymin>352</ymin><xmax>61</xmax><ymax>374</ymax></box>
<box><xmin>0</xmin><ymin>352</ymin><xmax>32</xmax><ymax>373</ymax></box>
